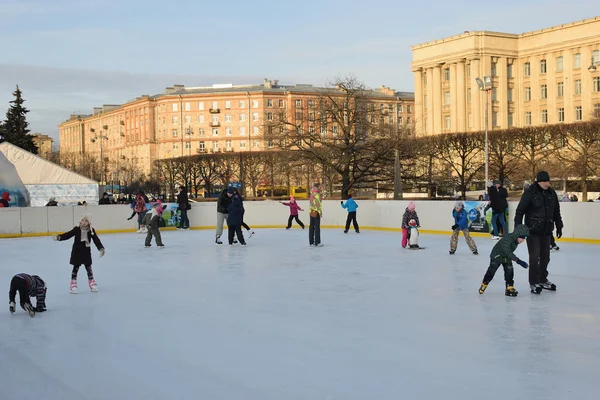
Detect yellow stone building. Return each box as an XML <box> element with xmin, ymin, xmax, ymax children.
<box><xmin>59</xmin><ymin>79</ymin><xmax>414</xmax><ymax>180</ymax></box>
<box><xmin>411</xmin><ymin>16</ymin><xmax>600</xmax><ymax>135</ymax></box>
<box><xmin>32</xmin><ymin>133</ymin><xmax>53</xmax><ymax>158</ymax></box>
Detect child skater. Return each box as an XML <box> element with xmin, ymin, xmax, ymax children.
<box><xmin>450</xmin><ymin>201</ymin><xmax>478</xmax><ymax>255</ymax></box>
<box><xmin>9</xmin><ymin>273</ymin><xmax>47</xmax><ymax>317</ymax></box>
<box><xmin>340</xmin><ymin>194</ymin><xmax>359</xmax><ymax>233</ymax></box>
<box><xmin>144</xmin><ymin>202</ymin><xmax>165</xmax><ymax>248</ymax></box>
<box><xmin>479</xmin><ymin>225</ymin><xmax>530</xmax><ymax>296</ymax></box>
<box><xmin>401</xmin><ymin>201</ymin><xmax>420</xmax><ymax>248</ymax></box>
<box><xmin>53</xmin><ymin>216</ymin><xmax>105</xmax><ymax>294</ymax></box>
<box><xmin>280</xmin><ymin>196</ymin><xmax>305</xmax><ymax>229</ymax></box>
<box><xmin>234</xmin><ymin>188</ymin><xmax>255</xmax><ymax>238</ymax></box>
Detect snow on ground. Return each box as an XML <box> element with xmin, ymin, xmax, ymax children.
<box><xmin>1</xmin><ymin>228</ymin><xmax>599</xmax><ymax>400</ymax></box>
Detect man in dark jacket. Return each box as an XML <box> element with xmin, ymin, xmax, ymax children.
<box><xmin>98</xmin><ymin>192</ymin><xmax>111</xmax><ymax>205</ymax></box>
<box><xmin>514</xmin><ymin>171</ymin><xmax>563</xmax><ymax>294</ymax></box>
<box><xmin>488</xmin><ymin>180</ymin><xmax>508</xmax><ymax>239</ymax></box>
<box><xmin>177</xmin><ymin>186</ymin><xmax>190</xmax><ymax>229</ymax></box>
<box><xmin>227</xmin><ymin>188</ymin><xmax>247</xmax><ymax>245</ymax></box>
<box><xmin>215</xmin><ymin>188</ymin><xmax>232</xmax><ymax>244</ymax></box>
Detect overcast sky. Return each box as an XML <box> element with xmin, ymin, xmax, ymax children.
<box><xmin>0</xmin><ymin>0</ymin><xmax>597</xmax><ymax>142</ymax></box>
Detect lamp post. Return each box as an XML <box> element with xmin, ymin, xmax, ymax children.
<box><xmin>589</xmin><ymin>57</ymin><xmax>597</xmax><ymax>72</ymax></box>
<box><xmin>185</xmin><ymin>126</ymin><xmax>193</xmax><ymax>156</ymax></box>
<box><xmin>90</xmin><ymin>127</ymin><xmax>109</xmax><ymax>185</ymax></box>
<box><xmin>476</xmin><ymin>76</ymin><xmax>492</xmax><ymax>191</ymax></box>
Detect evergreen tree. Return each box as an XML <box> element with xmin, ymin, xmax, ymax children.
<box><xmin>2</xmin><ymin>85</ymin><xmax>37</xmax><ymax>154</ymax></box>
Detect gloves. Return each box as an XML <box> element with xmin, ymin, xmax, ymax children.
<box><xmin>451</xmin><ymin>224</ymin><xmax>458</xmax><ymax>231</ymax></box>
<box><xmin>99</xmin><ymin>248</ymin><xmax>105</xmax><ymax>258</ymax></box>
<box><xmin>52</xmin><ymin>235</ymin><xmax>59</xmax><ymax>241</ymax></box>
<box><xmin>516</xmin><ymin>259</ymin><xmax>528</xmax><ymax>269</ymax></box>
<box><xmin>340</xmin><ymin>201</ymin><xmax>344</xmax><ymax>205</ymax></box>
<box><xmin>556</xmin><ymin>228</ymin><xmax>562</xmax><ymax>239</ymax></box>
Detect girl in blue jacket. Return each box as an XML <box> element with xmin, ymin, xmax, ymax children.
<box><xmin>450</xmin><ymin>201</ymin><xmax>478</xmax><ymax>255</ymax></box>
<box><xmin>341</xmin><ymin>195</ymin><xmax>360</xmax><ymax>233</ymax></box>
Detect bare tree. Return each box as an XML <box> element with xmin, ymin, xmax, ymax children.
<box><xmin>196</xmin><ymin>154</ymin><xmax>220</xmax><ymax>196</ymax></box>
<box><xmin>214</xmin><ymin>153</ymin><xmax>240</xmax><ymax>186</ymax></box>
<box><xmin>487</xmin><ymin>128</ymin><xmax>525</xmax><ymax>183</ymax></box>
<box><xmin>154</xmin><ymin>158</ymin><xmax>179</xmax><ymax>200</ymax></box>
<box><xmin>513</xmin><ymin>126</ymin><xmax>558</xmax><ymax>183</ymax></box>
<box><xmin>241</xmin><ymin>151</ymin><xmax>266</xmax><ymax>197</ymax></box>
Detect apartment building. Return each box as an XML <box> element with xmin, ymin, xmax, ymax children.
<box><xmin>411</xmin><ymin>16</ymin><xmax>600</xmax><ymax>135</ymax></box>
<box><xmin>32</xmin><ymin>133</ymin><xmax>53</xmax><ymax>158</ymax></box>
<box><xmin>59</xmin><ymin>79</ymin><xmax>415</xmax><ymax>179</ymax></box>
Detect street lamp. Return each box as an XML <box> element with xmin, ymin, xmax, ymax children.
<box><xmin>476</xmin><ymin>76</ymin><xmax>492</xmax><ymax>191</ymax></box>
<box><xmin>185</xmin><ymin>126</ymin><xmax>194</xmax><ymax>156</ymax></box>
<box><xmin>90</xmin><ymin>127</ymin><xmax>109</xmax><ymax>185</ymax></box>
<box><xmin>588</xmin><ymin>56</ymin><xmax>597</xmax><ymax>72</ymax></box>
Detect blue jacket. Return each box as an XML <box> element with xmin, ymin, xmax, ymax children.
<box><xmin>452</xmin><ymin>207</ymin><xmax>469</xmax><ymax>230</ymax></box>
<box><xmin>227</xmin><ymin>194</ymin><xmax>244</xmax><ymax>225</ymax></box>
<box><xmin>341</xmin><ymin>198</ymin><xmax>358</xmax><ymax>212</ymax></box>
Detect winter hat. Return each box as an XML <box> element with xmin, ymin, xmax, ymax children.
<box><xmin>227</xmin><ymin>187</ymin><xmax>234</xmax><ymax>194</ymax></box>
<box><xmin>408</xmin><ymin>201</ymin><xmax>415</xmax><ymax>210</ymax></box>
<box><xmin>289</xmin><ymin>196</ymin><xmax>295</xmax><ymax>202</ymax></box>
<box><xmin>493</xmin><ymin>179</ymin><xmax>502</xmax><ymax>185</ymax></box>
<box><xmin>535</xmin><ymin>171</ymin><xmax>550</xmax><ymax>182</ymax></box>
<box><xmin>347</xmin><ymin>194</ymin><xmax>353</xmax><ymax>199</ymax></box>
<box><xmin>1</xmin><ymin>192</ymin><xmax>9</xmax><ymax>201</ymax></box>
<box><xmin>454</xmin><ymin>200</ymin><xmax>464</xmax><ymax>209</ymax></box>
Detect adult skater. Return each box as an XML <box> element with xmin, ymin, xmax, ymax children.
<box><xmin>177</xmin><ymin>185</ymin><xmax>190</xmax><ymax>230</ymax></box>
<box><xmin>8</xmin><ymin>273</ymin><xmax>47</xmax><ymax>317</ymax></box>
<box><xmin>341</xmin><ymin>194</ymin><xmax>359</xmax><ymax>233</ymax></box>
<box><xmin>227</xmin><ymin>187</ymin><xmax>246</xmax><ymax>246</ymax></box>
<box><xmin>309</xmin><ymin>183</ymin><xmax>323</xmax><ymax>247</ymax></box>
<box><xmin>215</xmin><ymin>187</ymin><xmax>232</xmax><ymax>244</ymax></box>
<box><xmin>488</xmin><ymin>180</ymin><xmax>508</xmax><ymax>239</ymax></box>
<box><xmin>514</xmin><ymin>171</ymin><xmax>563</xmax><ymax>294</ymax></box>
<box><xmin>54</xmin><ymin>216</ymin><xmax>105</xmax><ymax>293</ymax></box>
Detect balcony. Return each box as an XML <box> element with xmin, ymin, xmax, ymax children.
<box><xmin>196</xmin><ymin>148</ymin><xmax>206</xmax><ymax>154</ymax></box>
<box><xmin>209</xmin><ymin>122</ymin><xmax>221</xmax><ymax>127</ymax></box>
<box><xmin>210</xmin><ymin>148</ymin><xmax>220</xmax><ymax>153</ymax></box>
<box><xmin>226</xmin><ymin>148</ymin><xmax>234</xmax><ymax>152</ymax></box>
<box><xmin>209</xmin><ymin>108</ymin><xmax>220</xmax><ymax>113</ymax></box>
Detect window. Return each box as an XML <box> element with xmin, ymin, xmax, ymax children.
<box><xmin>213</xmin><ymin>141</ymin><xmax>218</xmax><ymax>150</ymax></box>
<box><xmin>541</xmin><ymin>84</ymin><xmax>548</xmax><ymax>99</ymax></box>
<box><xmin>185</xmin><ymin>142</ymin><xmax>191</xmax><ymax>149</ymax></box>
<box><xmin>491</xmin><ymin>62</ymin><xmax>497</xmax><ymax>76</ymax></box>
<box><xmin>308</xmin><ymin>100</ymin><xmax>315</xmax><ymax>108</ymax></box>
<box><xmin>574</xmin><ymin>53</ymin><xmax>581</xmax><ymax>69</ymax></box>
<box><xmin>172</xmin><ymin>103</ymin><xmax>178</xmax><ymax>112</ymax></box>
<box><xmin>239</xmin><ymin>114</ymin><xmax>245</xmax><ymax>122</ymax></box>
<box><xmin>524</xmin><ymin>62</ymin><xmax>531</xmax><ymax>76</ymax></box>
<box><xmin>575</xmin><ymin>106</ymin><xmax>583</xmax><ymax>121</ymax></box>
<box><xmin>508</xmin><ymin>113</ymin><xmax>514</xmax><ymax>127</ymax></box>
<box><xmin>173</xmin><ymin>143</ymin><xmax>178</xmax><ymax>150</ymax></box>
<box><xmin>185</xmin><ymin>116</ymin><xmax>191</xmax><ymax>124</ymax></box>
<box><xmin>253</xmin><ymin>140</ymin><xmax>259</xmax><ymax>148</ymax></box>
<box><xmin>443</xmin><ymin>68</ymin><xmax>450</xmax><ymax>81</ymax></box>
<box><xmin>525</xmin><ymin>87</ymin><xmax>531</xmax><ymax>101</ymax></box>
<box><xmin>525</xmin><ymin>112</ymin><xmax>532</xmax><ymax>125</ymax></box>
<box><xmin>467</xmin><ymin>89</ymin><xmax>471</xmax><ymax>104</ymax></box>
<box><xmin>252</xmin><ymin>126</ymin><xmax>259</xmax><ymax>135</ymax></box>
<box><xmin>172</xmin><ymin>116</ymin><xmax>178</xmax><ymax>124</ymax></box>
<box><xmin>468</xmin><ymin>113</ymin><xmax>472</xmax><ymax>128</ymax></box>
<box><xmin>267</xmin><ymin>99</ymin><xmax>273</xmax><ymax>108</ymax></box>
<box><xmin>407</xmin><ymin>117</ymin><xmax>412</xmax><ymax>124</ymax></box>
<box><xmin>492</xmin><ymin>112</ymin><xmax>498</xmax><ymax>127</ymax></box>
<box><xmin>295</xmin><ymin>99</ymin><xmax>302</xmax><ymax>108</ymax></box>
<box><xmin>240</xmin><ymin>141</ymin><xmax>246</xmax><ymax>148</ymax></box>
<box><xmin>466</xmin><ymin>65</ymin><xmax>471</xmax><ymax>78</ymax></box>
<box><xmin>278</xmin><ymin>100</ymin><xmax>284</xmax><ymax>107</ymax></box>
<box><xmin>212</xmin><ymin>128</ymin><xmax>218</xmax><ymax>136</ymax></box>
<box><xmin>558</xmin><ymin>108</ymin><xmax>565</xmax><ymax>122</ymax></box>
<box><xmin>594</xmin><ymin>104</ymin><xmax>600</xmax><ymax>118</ymax></box>
<box><xmin>199</xmin><ymin>102</ymin><xmax>204</xmax><ymax>111</ymax></box>
<box><xmin>211</xmin><ymin>115</ymin><xmax>218</xmax><ymax>124</ymax></box>
<box><xmin>320</xmin><ymin>125</ymin><xmax>327</xmax><ymax>134</ymax></box>
<box><xmin>332</xmin><ymin>125</ymin><xmax>339</xmax><ymax>134</ymax></box>
<box><xmin>199</xmin><ymin>141</ymin><xmax>205</xmax><ymax>151</ymax></box>
<box><xmin>267</xmin><ymin>112</ymin><xmax>273</xmax><ymax>121</ymax></box>
<box><xmin>398</xmin><ymin>105</ymin><xmax>404</xmax><ymax>113</ymax></box>
<box><xmin>556</xmin><ymin>56</ymin><xmax>563</xmax><ymax>72</ymax></box>
<box><xmin>199</xmin><ymin>115</ymin><xmax>205</xmax><ymax>123</ymax></box>
<box><xmin>507</xmin><ymin>64</ymin><xmax>513</xmax><ymax>78</ymax></box>
<box><xmin>268</xmin><ymin>140</ymin><xmax>274</xmax><ymax>148</ymax></box>
<box><xmin>252</xmin><ymin>100</ymin><xmax>259</xmax><ymax>108</ymax></box>
<box><xmin>444</xmin><ymin>116</ymin><xmax>451</xmax><ymax>129</ymax></box>
<box><xmin>199</xmin><ymin>128</ymin><xmax>204</xmax><ymax>136</ymax></box>
<box><xmin>226</xmin><ymin>127</ymin><xmax>232</xmax><ymax>136</ymax></box>
<box><xmin>252</xmin><ymin>112</ymin><xmax>259</xmax><ymax>121</ymax></box>
<box><xmin>407</xmin><ymin>105</ymin><xmax>411</xmax><ymax>113</ymax></box>
<box><xmin>444</xmin><ymin>92</ymin><xmax>450</xmax><ymax>105</ymax></box>
<box><xmin>541</xmin><ymin>110</ymin><xmax>548</xmax><ymax>123</ymax></box>
<box><xmin>295</xmin><ymin>111</ymin><xmax>302</xmax><ymax>120</ymax></box>
<box><xmin>184</xmin><ymin>102</ymin><xmax>190</xmax><ymax>111</ymax></box>
<box><xmin>239</xmin><ymin>100</ymin><xmax>245</xmax><ymax>108</ymax></box>
<box><xmin>225</xmin><ymin>101</ymin><xmax>231</xmax><ymax>109</ymax></box>
<box><xmin>593</xmin><ymin>50</ymin><xmax>600</xmax><ymax>65</ymax></box>
<box><xmin>239</xmin><ymin>127</ymin><xmax>246</xmax><ymax>135</ymax></box>
<box><xmin>172</xmin><ymin>129</ymin><xmax>178</xmax><ymax>137</ymax></box>
<box><xmin>594</xmin><ymin>77</ymin><xmax>600</xmax><ymax>93</ymax></box>
<box><xmin>540</xmin><ymin>59</ymin><xmax>547</xmax><ymax>74</ymax></box>
<box><xmin>225</xmin><ymin>114</ymin><xmax>231</xmax><ymax>122</ymax></box>
<box><xmin>575</xmin><ymin>80</ymin><xmax>582</xmax><ymax>95</ymax></box>
<box><xmin>226</xmin><ymin>140</ymin><xmax>232</xmax><ymax>150</ymax></box>
<box><xmin>557</xmin><ymin>82</ymin><xmax>564</xmax><ymax>97</ymax></box>
<box><xmin>507</xmin><ymin>88</ymin><xmax>513</xmax><ymax>102</ymax></box>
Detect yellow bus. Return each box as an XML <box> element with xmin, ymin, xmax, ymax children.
<box><xmin>257</xmin><ymin>185</ymin><xmax>308</xmax><ymax>199</ymax></box>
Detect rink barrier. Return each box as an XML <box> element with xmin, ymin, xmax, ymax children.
<box><xmin>1</xmin><ymin>201</ymin><xmax>599</xmax><ymax>244</ymax></box>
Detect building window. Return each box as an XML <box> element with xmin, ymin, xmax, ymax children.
<box><xmin>172</xmin><ymin>116</ymin><xmax>178</xmax><ymax>124</ymax></box>
<box><xmin>212</xmin><ymin>115</ymin><xmax>218</xmax><ymax>124</ymax></box>
<box><xmin>308</xmin><ymin>100</ymin><xmax>315</xmax><ymax>108</ymax></box>
<box><xmin>198</xmin><ymin>102</ymin><xmax>204</xmax><ymax>111</ymax></box>
<box><xmin>525</xmin><ymin>87</ymin><xmax>531</xmax><ymax>101</ymax></box>
<box><xmin>398</xmin><ymin>116</ymin><xmax>403</xmax><ymax>124</ymax></box>
<box><xmin>507</xmin><ymin>64</ymin><xmax>513</xmax><ymax>78</ymax></box>
<box><xmin>173</xmin><ymin>143</ymin><xmax>178</xmax><ymax>150</ymax></box>
<box><xmin>172</xmin><ymin>129</ymin><xmax>178</xmax><ymax>137</ymax></box>
<box><xmin>225</xmin><ymin>114</ymin><xmax>231</xmax><ymax>122</ymax></box>
<box><xmin>252</xmin><ymin>100</ymin><xmax>259</xmax><ymax>108</ymax></box>
<box><xmin>184</xmin><ymin>102</ymin><xmax>190</xmax><ymax>111</ymax></box>
<box><xmin>253</xmin><ymin>126</ymin><xmax>259</xmax><ymax>135</ymax></box>
<box><xmin>199</xmin><ymin>141</ymin><xmax>205</xmax><ymax>151</ymax></box>
<box><xmin>240</xmin><ymin>141</ymin><xmax>246</xmax><ymax>148</ymax></box>
<box><xmin>407</xmin><ymin>117</ymin><xmax>412</xmax><ymax>124</ymax></box>
<box><xmin>185</xmin><ymin>116</ymin><xmax>191</xmax><ymax>125</ymax></box>
<box><xmin>443</xmin><ymin>68</ymin><xmax>450</xmax><ymax>81</ymax></box>
<box><xmin>556</xmin><ymin>56</ymin><xmax>564</xmax><ymax>72</ymax></box>
<box><xmin>225</xmin><ymin>101</ymin><xmax>231</xmax><ymax>109</ymax></box>
<box><xmin>594</xmin><ymin>104</ymin><xmax>600</xmax><ymax>118</ymax></box>
<box><xmin>213</xmin><ymin>141</ymin><xmax>219</xmax><ymax>151</ymax></box>
<box><xmin>541</xmin><ymin>110</ymin><xmax>548</xmax><ymax>123</ymax></box>
<box><xmin>267</xmin><ymin>99</ymin><xmax>273</xmax><ymax>108</ymax></box>
<box><xmin>525</xmin><ymin>112</ymin><xmax>532</xmax><ymax>125</ymax></box>
<box><xmin>199</xmin><ymin>115</ymin><xmax>205</xmax><ymax>123</ymax></box>
<box><xmin>278</xmin><ymin>100</ymin><xmax>284</xmax><ymax>107</ymax></box>
<box><xmin>491</xmin><ymin>62</ymin><xmax>497</xmax><ymax>76</ymax></box>
<box><xmin>185</xmin><ymin>142</ymin><xmax>191</xmax><ymax>149</ymax></box>
<box><xmin>558</xmin><ymin>108</ymin><xmax>565</xmax><ymax>122</ymax></box>
<box><xmin>199</xmin><ymin>128</ymin><xmax>204</xmax><ymax>136</ymax></box>
<box><xmin>252</xmin><ymin>112</ymin><xmax>259</xmax><ymax>121</ymax></box>
<box><xmin>594</xmin><ymin>77</ymin><xmax>600</xmax><ymax>93</ymax></box>
<box><xmin>172</xmin><ymin>103</ymin><xmax>178</xmax><ymax>112</ymax></box>
<box><xmin>212</xmin><ymin>128</ymin><xmax>218</xmax><ymax>136</ymax></box>
<box><xmin>295</xmin><ymin>99</ymin><xmax>302</xmax><ymax>108</ymax></box>
<box><xmin>508</xmin><ymin>113</ymin><xmax>514</xmax><ymax>127</ymax></box>
<box><xmin>253</xmin><ymin>140</ymin><xmax>259</xmax><ymax>148</ymax></box>
<box><xmin>239</xmin><ymin>100</ymin><xmax>245</xmax><ymax>108</ymax></box>
<box><xmin>444</xmin><ymin>92</ymin><xmax>450</xmax><ymax>105</ymax></box>
<box><xmin>308</xmin><ymin>112</ymin><xmax>315</xmax><ymax>121</ymax></box>
<box><xmin>575</xmin><ymin>80</ymin><xmax>582</xmax><ymax>95</ymax></box>
<box><xmin>239</xmin><ymin>114</ymin><xmax>245</xmax><ymax>122</ymax></box>
<box><xmin>593</xmin><ymin>50</ymin><xmax>600</xmax><ymax>65</ymax></box>
<box><xmin>226</xmin><ymin>140</ymin><xmax>232</xmax><ymax>150</ymax></box>
<box><xmin>574</xmin><ymin>53</ymin><xmax>581</xmax><ymax>69</ymax></box>
<box><xmin>407</xmin><ymin>105</ymin><xmax>411</xmax><ymax>113</ymax></box>
<box><xmin>239</xmin><ymin>127</ymin><xmax>246</xmax><ymax>135</ymax></box>
<box><xmin>541</xmin><ymin>84</ymin><xmax>548</xmax><ymax>99</ymax></box>
<box><xmin>444</xmin><ymin>116</ymin><xmax>451</xmax><ymax>129</ymax></box>
<box><xmin>524</xmin><ymin>62</ymin><xmax>531</xmax><ymax>76</ymax></box>
<box><xmin>575</xmin><ymin>106</ymin><xmax>583</xmax><ymax>121</ymax></box>
<box><xmin>468</xmin><ymin>113</ymin><xmax>472</xmax><ymax>128</ymax></box>
<box><xmin>210</xmin><ymin>101</ymin><xmax>217</xmax><ymax>110</ymax></box>
<box><xmin>492</xmin><ymin>112</ymin><xmax>498</xmax><ymax>127</ymax></box>
<box><xmin>540</xmin><ymin>59</ymin><xmax>547</xmax><ymax>74</ymax></box>
<box><xmin>267</xmin><ymin>112</ymin><xmax>273</xmax><ymax>121</ymax></box>
<box><xmin>507</xmin><ymin>88</ymin><xmax>513</xmax><ymax>102</ymax></box>
<box><xmin>226</xmin><ymin>127</ymin><xmax>232</xmax><ymax>136</ymax></box>
<box><xmin>557</xmin><ymin>82</ymin><xmax>564</xmax><ymax>97</ymax></box>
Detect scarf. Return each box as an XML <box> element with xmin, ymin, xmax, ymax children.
<box><xmin>80</xmin><ymin>225</ymin><xmax>91</xmax><ymax>247</ymax></box>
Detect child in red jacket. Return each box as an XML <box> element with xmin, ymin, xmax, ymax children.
<box><xmin>280</xmin><ymin>196</ymin><xmax>305</xmax><ymax>229</ymax></box>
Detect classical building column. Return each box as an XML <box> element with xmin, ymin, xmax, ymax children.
<box><xmin>432</xmin><ymin>65</ymin><xmax>442</xmax><ymax>134</ymax></box>
<box><xmin>426</xmin><ymin>68</ymin><xmax>434</xmax><ymax>134</ymax></box>
<box><xmin>450</xmin><ymin>63</ymin><xmax>458</xmax><ymax>132</ymax></box>
<box><xmin>456</xmin><ymin>60</ymin><xmax>466</xmax><ymax>132</ymax></box>
<box><xmin>413</xmin><ymin>68</ymin><xmax>424</xmax><ymax>135</ymax></box>
<box><xmin>470</xmin><ymin>58</ymin><xmax>481</xmax><ymax>131</ymax></box>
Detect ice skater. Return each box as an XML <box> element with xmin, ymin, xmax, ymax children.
<box><xmin>309</xmin><ymin>183</ymin><xmax>323</xmax><ymax>247</ymax></box>
<box><xmin>53</xmin><ymin>216</ymin><xmax>105</xmax><ymax>294</ymax></box>
<box><xmin>215</xmin><ymin>187</ymin><xmax>231</xmax><ymax>245</ymax></box>
<box><xmin>144</xmin><ymin>203</ymin><xmax>165</xmax><ymax>248</ymax></box>
<box><xmin>281</xmin><ymin>196</ymin><xmax>305</xmax><ymax>229</ymax></box>
<box><xmin>450</xmin><ymin>201</ymin><xmax>478</xmax><ymax>255</ymax></box>
<box><xmin>227</xmin><ymin>187</ymin><xmax>247</xmax><ymax>245</ymax></box>
<box><xmin>401</xmin><ymin>201</ymin><xmax>420</xmax><ymax>248</ymax></box>
<box><xmin>341</xmin><ymin>194</ymin><xmax>359</xmax><ymax>233</ymax></box>
<box><xmin>478</xmin><ymin>225</ymin><xmax>530</xmax><ymax>297</ymax></box>
<box><xmin>235</xmin><ymin>188</ymin><xmax>255</xmax><ymax>238</ymax></box>
<box><xmin>8</xmin><ymin>273</ymin><xmax>47</xmax><ymax>317</ymax></box>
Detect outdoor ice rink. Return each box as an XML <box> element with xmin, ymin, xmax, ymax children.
<box><xmin>1</xmin><ymin>228</ymin><xmax>599</xmax><ymax>400</ymax></box>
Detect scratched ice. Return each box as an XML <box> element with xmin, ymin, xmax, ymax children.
<box><xmin>1</xmin><ymin>229</ymin><xmax>599</xmax><ymax>400</ymax></box>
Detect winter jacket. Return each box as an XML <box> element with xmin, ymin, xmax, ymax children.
<box><xmin>134</xmin><ymin>194</ymin><xmax>148</xmax><ymax>213</ymax></box>
<box><xmin>309</xmin><ymin>191</ymin><xmax>322</xmax><ymax>216</ymax></box>
<box><xmin>0</xmin><ymin>192</ymin><xmax>10</xmax><ymax>207</ymax></box>
<box><xmin>401</xmin><ymin>208</ymin><xmax>421</xmax><ymax>229</ymax></box>
<box><xmin>488</xmin><ymin>186</ymin><xmax>508</xmax><ymax>213</ymax></box>
<box><xmin>177</xmin><ymin>188</ymin><xmax>189</xmax><ymax>211</ymax></box>
<box><xmin>227</xmin><ymin>193</ymin><xmax>244</xmax><ymax>225</ymax></box>
<box><xmin>341</xmin><ymin>198</ymin><xmax>358</xmax><ymax>212</ymax></box>
<box><xmin>143</xmin><ymin>208</ymin><xmax>162</xmax><ymax>230</ymax></box>
<box><xmin>282</xmin><ymin>202</ymin><xmax>302</xmax><ymax>216</ymax></box>
<box><xmin>217</xmin><ymin>189</ymin><xmax>231</xmax><ymax>214</ymax></box>
<box><xmin>56</xmin><ymin>226</ymin><xmax>104</xmax><ymax>266</ymax></box>
<box><xmin>514</xmin><ymin>183</ymin><xmax>563</xmax><ymax>236</ymax></box>
<box><xmin>490</xmin><ymin>224</ymin><xmax>530</xmax><ymax>263</ymax></box>
<box><xmin>15</xmin><ymin>273</ymin><xmax>46</xmax><ymax>310</ymax></box>
<box><xmin>452</xmin><ymin>207</ymin><xmax>469</xmax><ymax>230</ymax></box>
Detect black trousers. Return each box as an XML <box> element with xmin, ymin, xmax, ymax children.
<box><xmin>72</xmin><ymin>264</ymin><xmax>94</xmax><ymax>280</ymax></box>
<box><xmin>526</xmin><ymin>234</ymin><xmax>551</xmax><ymax>285</ymax></box>
<box><xmin>309</xmin><ymin>216</ymin><xmax>321</xmax><ymax>245</ymax></box>
<box><xmin>179</xmin><ymin>209</ymin><xmax>189</xmax><ymax>229</ymax></box>
<box><xmin>483</xmin><ymin>260</ymin><xmax>514</xmax><ymax>286</ymax></box>
<box><xmin>241</xmin><ymin>221</ymin><xmax>251</xmax><ymax>230</ymax></box>
<box><xmin>345</xmin><ymin>212</ymin><xmax>359</xmax><ymax>231</ymax></box>
<box><xmin>228</xmin><ymin>224</ymin><xmax>246</xmax><ymax>245</ymax></box>
<box><xmin>9</xmin><ymin>276</ymin><xmax>30</xmax><ymax>306</ymax></box>
<box><xmin>287</xmin><ymin>215</ymin><xmax>305</xmax><ymax>228</ymax></box>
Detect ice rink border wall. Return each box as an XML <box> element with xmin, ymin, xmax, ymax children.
<box><xmin>0</xmin><ymin>201</ymin><xmax>598</xmax><ymax>243</ymax></box>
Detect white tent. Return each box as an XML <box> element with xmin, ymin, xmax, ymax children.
<box><xmin>0</xmin><ymin>150</ymin><xmax>31</xmax><ymax>207</ymax></box>
<box><xmin>0</xmin><ymin>142</ymin><xmax>99</xmax><ymax>206</ymax></box>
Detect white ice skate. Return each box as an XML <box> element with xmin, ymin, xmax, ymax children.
<box><xmin>408</xmin><ymin>221</ymin><xmax>424</xmax><ymax>249</ymax></box>
<box><xmin>70</xmin><ymin>280</ymin><xmax>78</xmax><ymax>294</ymax></box>
<box><xmin>89</xmin><ymin>279</ymin><xmax>98</xmax><ymax>292</ymax></box>
<box><xmin>9</xmin><ymin>301</ymin><xmax>16</xmax><ymax>314</ymax></box>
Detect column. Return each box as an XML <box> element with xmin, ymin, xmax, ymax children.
<box><xmin>413</xmin><ymin>68</ymin><xmax>424</xmax><ymax>135</ymax></box>
<box><xmin>432</xmin><ymin>66</ymin><xmax>442</xmax><ymax>135</ymax></box>
<box><xmin>450</xmin><ymin>63</ymin><xmax>458</xmax><ymax>132</ymax></box>
<box><xmin>497</xmin><ymin>57</ymin><xmax>508</xmax><ymax>128</ymax></box>
<box><xmin>426</xmin><ymin>68</ymin><xmax>434</xmax><ymax>135</ymax></box>
<box><xmin>471</xmin><ymin>58</ymin><xmax>481</xmax><ymax>131</ymax></box>
<box><xmin>456</xmin><ymin>60</ymin><xmax>466</xmax><ymax>132</ymax></box>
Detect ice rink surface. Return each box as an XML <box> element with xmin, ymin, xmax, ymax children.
<box><xmin>1</xmin><ymin>228</ymin><xmax>599</xmax><ymax>400</ymax></box>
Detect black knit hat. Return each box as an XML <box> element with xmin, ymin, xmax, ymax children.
<box><xmin>535</xmin><ymin>171</ymin><xmax>550</xmax><ymax>182</ymax></box>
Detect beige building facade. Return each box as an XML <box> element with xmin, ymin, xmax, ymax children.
<box><xmin>32</xmin><ymin>133</ymin><xmax>53</xmax><ymax>158</ymax></box>
<box><xmin>59</xmin><ymin>80</ymin><xmax>414</xmax><ymax>181</ymax></box>
<box><xmin>411</xmin><ymin>16</ymin><xmax>600</xmax><ymax>135</ymax></box>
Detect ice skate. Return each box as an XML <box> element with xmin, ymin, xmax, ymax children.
<box><xmin>344</xmin><ymin>229</ymin><xmax>348</xmax><ymax>233</ymax></box>
<box><xmin>89</xmin><ymin>279</ymin><xmax>98</xmax><ymax>292</ymax></box>
<box><xmin>247</xmin><ymin>231</ymin><xmax>255</xmax><ymax>239</ymax></box>
<box><xmin>316</xmin><ymin>243</ymin><xmax>324</xmax><ymax>247</ymax></box>
<box><xmin>215</xmin><ymin>236</ymin><xmax>223</xmax><ymax>245</ymax></box>
<box><xmin>449</xmin><ymin>250</ymin><xmax>455</xmax><ymax>255</ymax></box>
<box><xmin>22</xmin><ymin>303</ymin><xmax>36</xmax><ymax>318</ymax></box>
<box><xmin>9</xmin><ymin>301</ymin><xmax>16</xmax><ymax>314</ymax></box>
<box><xmin>145</xmin><ymin>245</ymin><xmax>151</xmax><ymax>248</ymax></box>
<box><xmin>539</xmin><ymin>281</ymin><xmax>556</xmax><ymax>291</ymax></box>
<box><xmin>141</xmin><ymin>227</ymin><xmax>148</xmax><ymax>234</ymax></box>
<box><xmin>70</xmin><ymin>279</ymin><xmax>78</xmax><ymax>294</ymax></box>
<box><xmin>550</xmin><ymin>245</ymin><xmax>560</xmax><ymax>251</ymax></box>
<box><xmin>478</xmin><ymin>283</ymin><xmax>488</xmax><ymax>294</ymax></box>
<box><xmin>472</xmin><ymin>250</ymin><xmax>479</xmax><ymax>255</ymax></box>
<box><xmin>505</xmin><ymin>286</ymin><xmax>518</xmax><ymax>297</ymax></box>
<box><xmin>157</xmin><ymin>245</ymin><xmax>165</xmax><ymax>249</ymax></box>
<box><xmin>490</xmin><ymin>235</ymin><xmax>500</xmax><ymax>240</ymax></box>
<box><xmin>530</xmin><ymin>284</ymin><xmax>542</xmax><ymax>294</ymax></box>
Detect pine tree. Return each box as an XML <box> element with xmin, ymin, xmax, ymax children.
<box><xmin>2</xmin><ymin>85</ymin><xmax>37</xmax><ymax>154</ymax></box>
